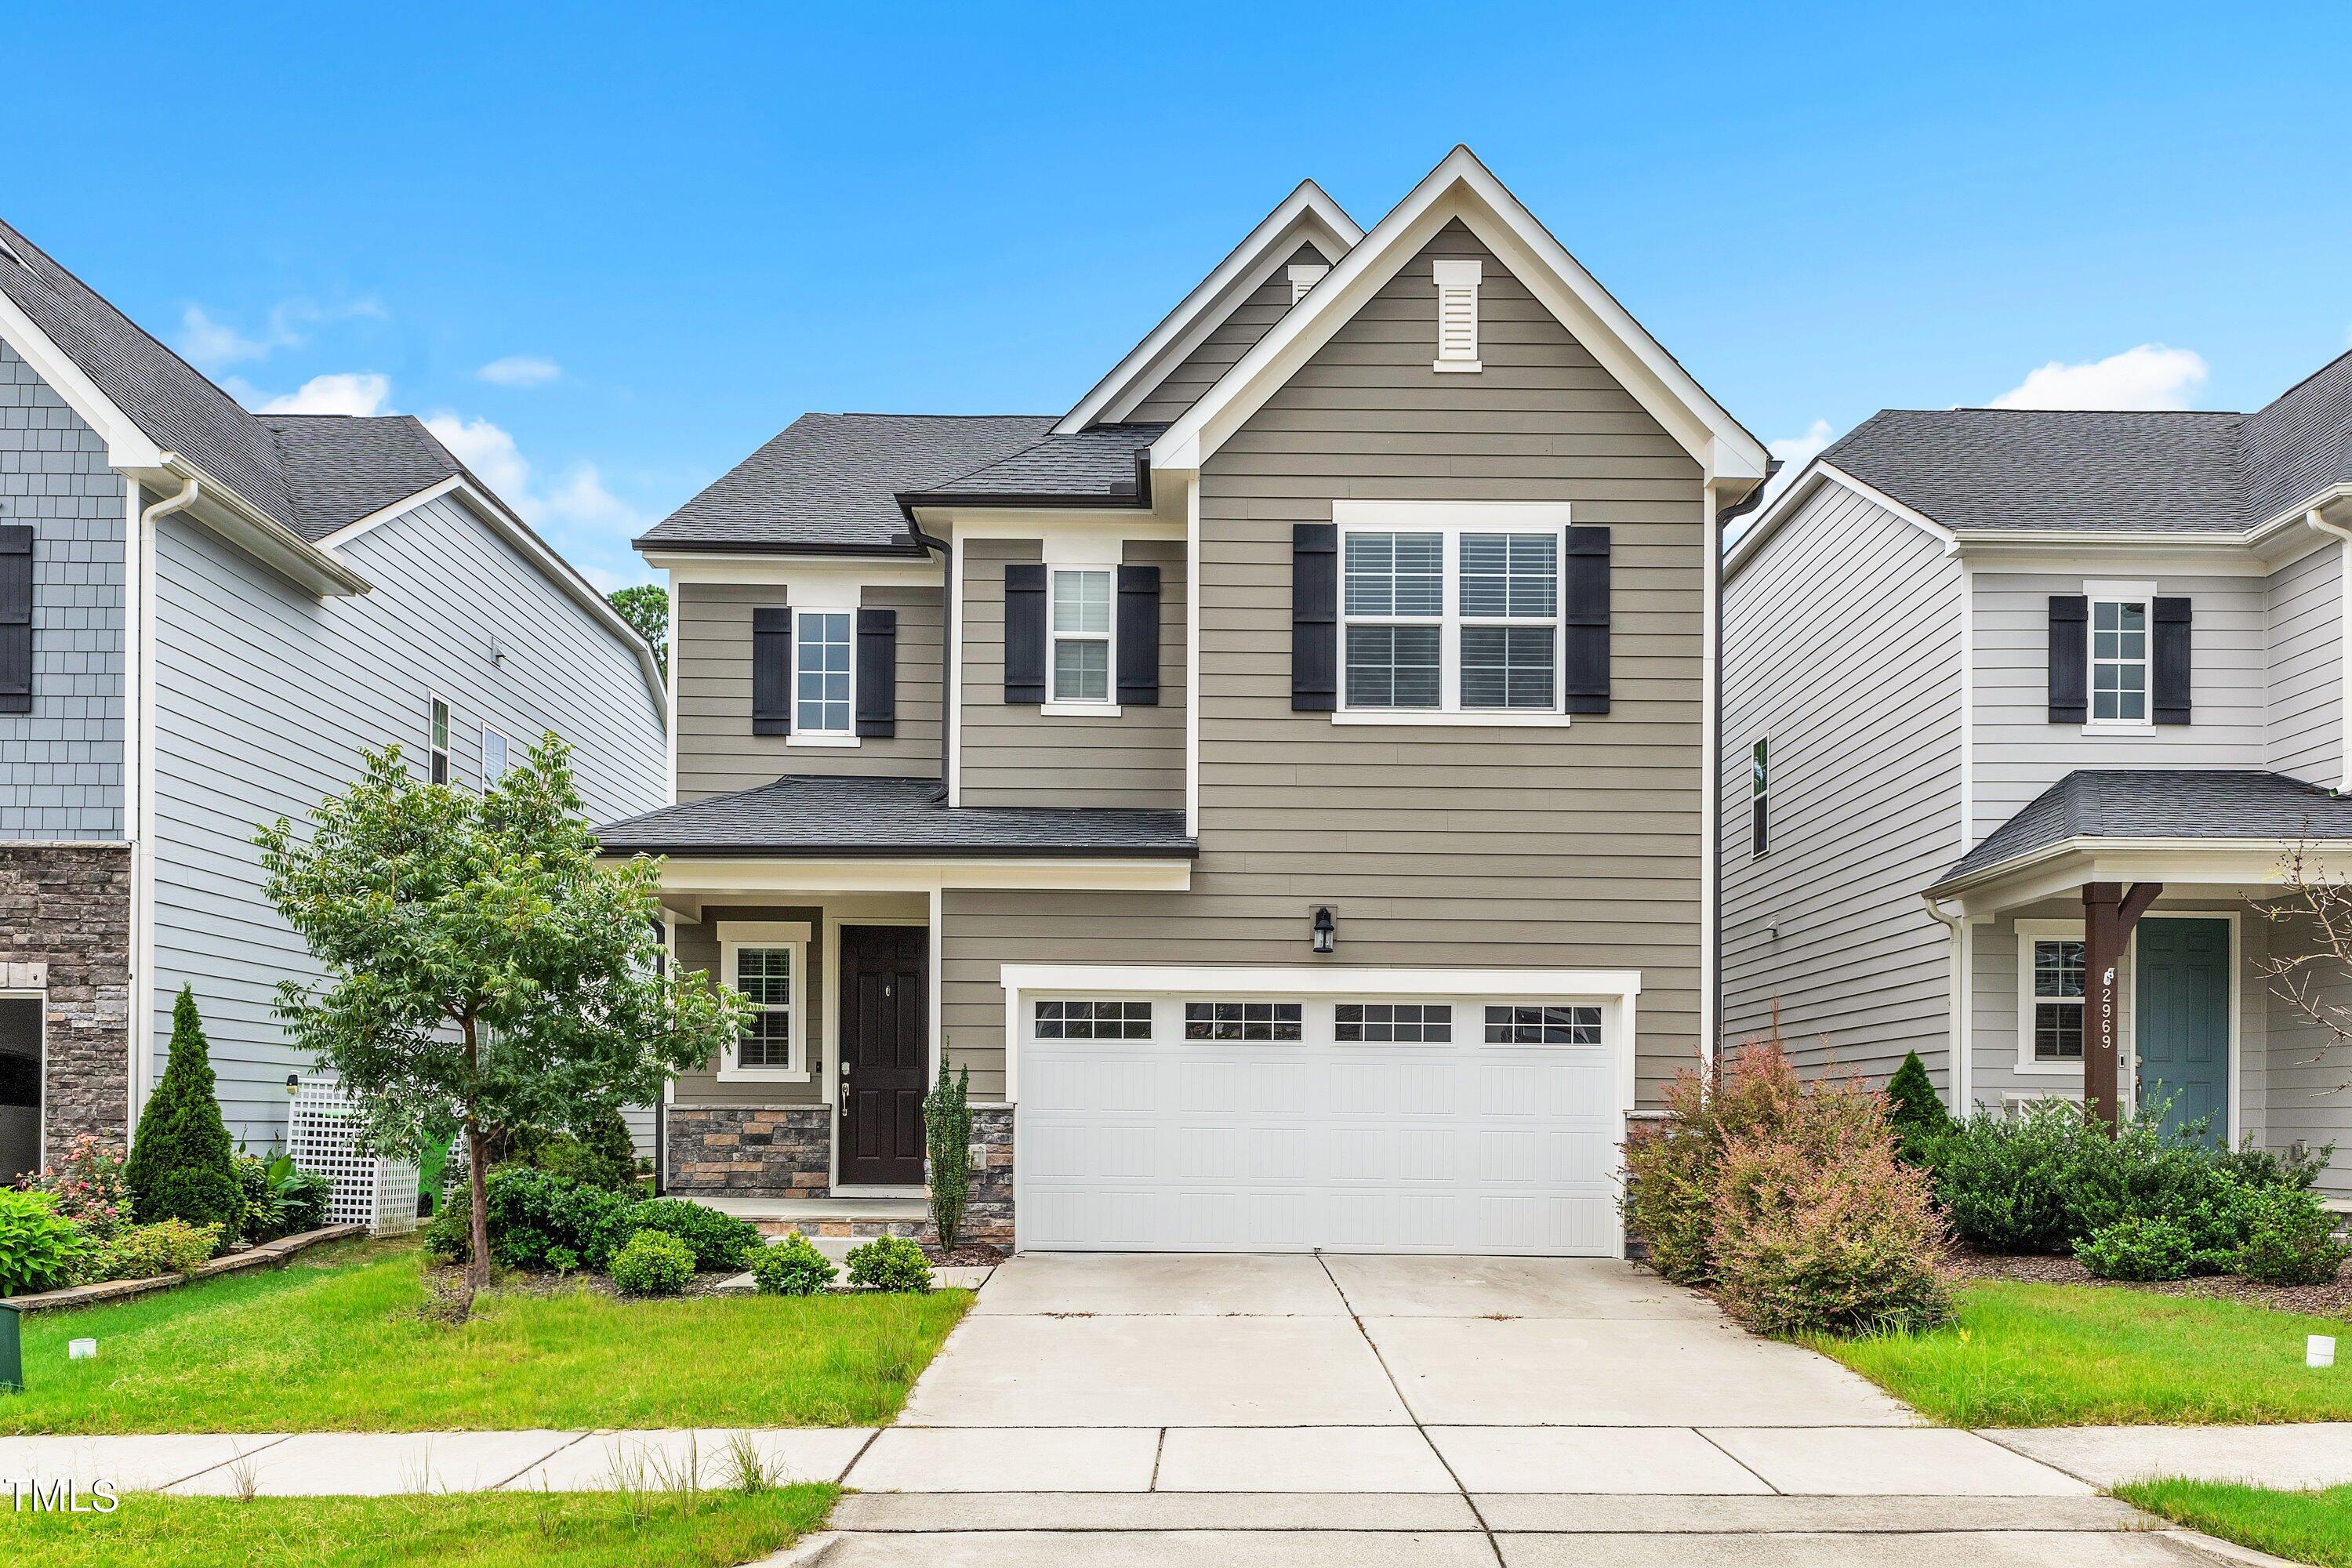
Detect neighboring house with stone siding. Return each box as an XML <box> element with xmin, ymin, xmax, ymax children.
<box><xmin>1722</xmin><ymin>350</ymin><xmax>2352</xmax><ymax>1198</ymax></box>
<box><xmin>0</xmin><ymin>216</ymin><xmax>666</xmax><ymax>1181</ymax></box>
<box><xmin>600</xmin><ymin>148</ymin><xmax>1770</xmax><ymax>1253</ymax></box>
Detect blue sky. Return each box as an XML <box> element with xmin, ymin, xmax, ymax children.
<box><xmin>10</xmin><ymin>2</ymin><xmax>2348</xmax><ymax>586</ymax></box>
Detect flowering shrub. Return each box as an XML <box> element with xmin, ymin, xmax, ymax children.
<box><xmin>1623</xmin><ymin>1041</ymin><xmax>1811</xmax><ymax>1285</ymax></box>
<box><xmin>21</xmin><ymin>1134</ymin><xmax>132</xmax><ymax>1243</ymax></box>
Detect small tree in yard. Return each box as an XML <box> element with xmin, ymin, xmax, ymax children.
<box><xmin>124</xmin><ymin>988</ymin><xmax>243</xmax><ymax>1232</ymax></box>
<box><xmin>258</xmin><ymin>734</ymin><xmax>743</xmax><ymax>1313</ymax></box>
<box><xmin>924</xmin><ymin>1058</ymin><xmax>971</xmax><ymax>1254</ymax></box>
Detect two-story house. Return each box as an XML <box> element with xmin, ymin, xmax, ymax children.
<box><xmin>601</xmin><ymin>147</ymin><xmax>1769</xmax><ymax>1255</ymax></box>
<box><xmin>0</xmin><ymin>216</ymin><xmax>667</xmax><ymax>1182</ymax></box>
<box><xmin>1723</xmin><ymin>351</ymin><xmax>2352</xmax><ymax>1197</ymax></box>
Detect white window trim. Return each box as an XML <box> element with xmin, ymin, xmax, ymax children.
<box><xmin>789</xmin><ymin>605</ymin><xmax>858</xmax><ymax>745</ymax></box>
<box><xmin>426</xmin><ymin>692</ymin><xmax>452</xmax><ymax>786</ymax></box>
<box><xmin>481</xmin><ymin>724</ymin><xmax>510</xmax><ymax>789</ymax></box>
<box><xmin>2083</xmin><ymin>578</ymin><xmax>2157</xmax><ymax>733</ymax></box>
<box><xmin>1047</xmin><ymin>564</ymin><xmax>1118</xmax><ymax>710</ymax></box>
<box><xmin>1334</xmin><ymin>508</ymin><xmax>1568</xmax><ymax>721</ymax></box>
<box><xmin>2014</xmin><ymin>918</ymin><xmax>2089</xmax><ymax>1076</ymax></box>
<box><xmin>1432</xmin><ymin>257</ymin><xmax>1483</xmax><ymax>373</ymax></box>
<box><xmin>719</xmin><ymin>920</ymin><xmax>811</xmax><ymax>1083</ymax></box>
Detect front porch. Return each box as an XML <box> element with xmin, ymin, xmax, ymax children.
<box><xmin>1927</xmin><ymin>769</ymin><xmax>2352</xmax><ymax>1196</ymax></box>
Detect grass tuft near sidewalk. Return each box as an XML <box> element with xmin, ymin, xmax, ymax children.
<box><xmin>2115</xmin><ymin>1479</ymin><xmax>2352</xmax><ymax>1567</ymax></box>
<box><xmin>0</xmin><ymin>1238</ymin><xmax>967</xmax><ymax>1434</ymax></box>
<box><xmin>1816</xmin><ymin>1280</ymin><xmax>2352</xmax><ymax>1427</ymax></box>
<box><xmin>0</xmin><ymin>1485</ymin><xmax>838</xmax><ymax>1568</ymax></box>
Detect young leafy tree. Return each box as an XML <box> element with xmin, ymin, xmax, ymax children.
<box><xmin>124</xmin><ymin>987</ymin><xmax>244</xmax><ymax>1232</ymax></box>
<box><xmin>607</xmin><ymin>585</ymin><xmax>668</xmax><ymax>679</ymax></box>
<box><xmin>257</xmin><ymin>733</ymin><xmax>742</xmax><ymax>1309</ymax></box>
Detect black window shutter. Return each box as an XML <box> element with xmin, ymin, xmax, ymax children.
<box><xmin>856</xmin><ymin>607</ymin><xmax>898</xmax><ymax>737</ymax></box>
<box><xmin>1563</xmin><ymin>525</ymin><xmax>1611</xmax><ymax>715</ymax></box>
<box><xmin>0</xmin><ymin>525</ymin><xmax>31</xmax><ymax>715</ymax></box>
<box><xmin>1291</xmin><ymin>523</ymin><xmax>1338</xmax><ymax>711</ymax></box>
<box><xmin>752</xmin><ymin>606</ymin><xmax>792</xmax><ymax>735</ymax></box>
<box><xmin>1004</xmin><ymin>563</ymin><xmax>1047</xmax><ymax>704</ymax></box>
<box><xmin>2153</xmin><ymin>596</ymin><xmax>2192</xmax><ymax>726</ymax></box>
<box><xmin>1117</xmin><ymin>564</ymin><xmax>1161</xmax><ymax>706</ymax></box>
<box><xmin>2047</xmin><ymin>595</ymin><xmax>2088</xmax><ymax>724</ymax></box>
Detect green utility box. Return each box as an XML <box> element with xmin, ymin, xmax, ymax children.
<box><xmin>0</xmin><ymin>1301</ymin><xmax>20</xmax><ymax>1393</ymax></box>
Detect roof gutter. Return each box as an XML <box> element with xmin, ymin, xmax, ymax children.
<box><xmin>151</xmin><ymin>453</ymin><xmax>372</xmax><ymax>596</ymax></box>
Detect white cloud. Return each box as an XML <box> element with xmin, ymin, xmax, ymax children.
<box><xmin>256</xmin><ymin>372</ymin><xmax>392</xmax><ymax>416</ymax></box>
<box><xmin>423</xmin><ymin>412</ymin><xmax>648</xmax><ymax>558</ymax></box>
<box><xmin>175</xmin><ymin>297</ymin><xmax>386</xmax><ymax>372</ymax></box>
<box><xmin>477</xmin><ymin>355</ymin><xmax>562</xmax><ymax>388</ymax></box>
<box><xmin>177</xmin><ymin>307</ymin><xmax>281</xmax><ymax>370</ymax></box>
<box><xmin>422</xmin><ymin>412</ymin><xmax>531</xmax><ymax>499</ymax></box>
<box><xmin>1987</xmin><ymin>344</ymin><xmax>2208</xmax><ymax>411</ymax></box>
<box><xmin>1752</xmin><ymin>419</ymin><xmax>1835</xmax><ymax>510</ymax></box>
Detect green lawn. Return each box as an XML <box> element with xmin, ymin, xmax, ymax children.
<box><xmin>2116</xmin><ymin>1480</ymin><xmax>2352</xmax><ymax>1567</ymax></box>
<box><xmin>1817</xmin><ymin>1281</ymin><xmax>2352</xmax><ymax>1427</ymax></box>
<box><xmin>0</xmin><ymin>1239</ymin><xmax>967</xmax><ymax>1433</ymax></box>
<box><xmin>0</xmin><ymin>1486</ymin><xmax>837</xmax><ymax>1568</ymax></box>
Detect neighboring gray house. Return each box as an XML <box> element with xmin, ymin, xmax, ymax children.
<box><xmin>1723</xmin><ymin>352</ymin><xmax>2352</xmax><ymax>1196</ymax></box>
<box><xmin>0</xmin><ymin>216</ymin><xmax>666</xmax><ymax>1179</ymax></box>
<box><xmin>601</xmin><ymin>148</ymin><xmax>1770</xmax><ymax>1254</ymax></box>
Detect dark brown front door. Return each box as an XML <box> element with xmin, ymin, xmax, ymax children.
<box><xmin>837</xmin><ymin>924</ymin><xmax>927</xmax><ymax>1187</ymax></box>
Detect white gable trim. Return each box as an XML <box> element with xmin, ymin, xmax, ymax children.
<box><xmin>0</xmin><ymin>288</ymin><xmax>164</xmax><ymax>468</ymax></box>
<box><xmin>1150</xmin><ymin>147</ymin><xmax>1767</xmax><ymax>489</ymax></box>
<box><xmin>320</xmin><ymin>474</ymin><xmax>668</xmax><ymax>720</ymax></box>
<box><xmin>1055</xmin><ymin>180</ymin><xmax>1362</xmax><ymax>435</ymax></box>
<box><xmin>1724</xmin><ymin>460</ymin><xmax>1955</xmax><ymax>582</ymax></box>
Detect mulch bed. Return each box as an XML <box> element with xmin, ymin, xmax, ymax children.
<box><xmin>924</xmin><ymin>1243</ymin><xmax>1004</xmax><ymax>1267</ymax></box>
<box><xmin>1948</xmin><ymin>1247</ymin><xmax>2352</xmax><ymax>1319</ymax></box>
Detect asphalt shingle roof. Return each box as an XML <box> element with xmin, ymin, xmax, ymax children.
<box><xmin>902</xmin><ymin>423</ymin><xmax>1166</xmax><ymax>506</ymax></box>
<box><xmin>634</xmin><ymin>414</ymin><xmax>1055</xmax><ymax>554</ymax></box>
<box><xmin>1937</xmin><ymin>769</ymin><xmax>2352</xmax><ymax>887</ymax></box>
<box><xmin>261</xmin><ymin>415</ymin><xmax>463</xmax><ymax>539</ymax></box>
<box><xmin>595</xmin><ymin>775</ymin><xmax>1196</xmax><ymax>858</ymax></box>
<box><xmin>1817</xmin><ymin>350</ymin><xmax>2352</xmax><ymax>535</ymax></box>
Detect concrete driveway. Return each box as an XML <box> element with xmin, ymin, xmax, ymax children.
<box><xmin>815</xmin><ymin>1254</ymin><xmax>2232</xmax><ymax>1566</ymax></box>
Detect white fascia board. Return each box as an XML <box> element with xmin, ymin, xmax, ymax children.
<box><xmin>646</xmin><ymin>553</ymin><xmax>943</xmax><ymax>587</ymax></box>
<box><xmin>333</xmin><ymin>477</ymin><xmax>666</xmax><ymax>719</ymax></box>
<box><xmin>619</xmin><ymin>856</ymin><xmax>1194</xmax><ymax>896</ymax></box>
<box><xmin>999</xmin><ymin>963</ymin><xmax>1643</xmax><ymax>998</ymax></box>
<box><xmin>1153</xmin><ymin>147</ymin><xmax>1768</xmax><ymax>486</ymax></box>
<box><xmin>1056</xmin><ymin>180</ymin><xmax>1363</xmax><ymax>436</ymax></box>
<box><xmin>1724</xmin><ymin>460</ymin><xmax>1953</xmax><ymax>582</ymax></box>
<box><xmin>1934</xmin><ymin>835</ymin><xmax>2352</xmax><ymax>914</ymax></box>
<box><xmin>0</xmin><ymin>292</ymin><xmax>164</xmax><ymax>468</ymax></box>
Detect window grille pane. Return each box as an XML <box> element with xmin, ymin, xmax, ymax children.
<box><xmin>1345</xmin><ymin>533</ymin><xmax>1442</xmax><ymax>617</ymax></box>
<box><xmin>1034</xmin><ymin>999</ymin><xmax>1151</xmax><ymax>1040</ymax></box>
<box><xmin>1052</xmin><ymin>570</ymin><xmax>1112</xmax><ymax>633</ymax></box>
<box><xmin>1184</xmin><ymin>1001</ymin><xmax>1303</xmax><ymax>1040</ymax></box>
<box><xmin>2034</xmin><ymin>1001</ymin><xmax>2084</xmax><ymax>1061</ymax></box>
<box><xmin>1054</xmin><ymin>638</ymin><xmax>1109</xmax><ymax>702</ymax></box>
<box><xmin>1483</xmin><ymin>1004</ymin><xmax>1601</xmax><ymax>1044</ymax></box>
<box><xmin>796</xmin><ymin>612</ymin><xmax>852</xmax><ymax>731</ymax></box>
<box><xmin>1345</xmin><ymin>624</ymin><xmax>1441</xmax><ymax>709</ymax></box>
<box><xmin>1460</xmin><ymin>534</ymin><xmax>1557</xmax><ymax>619</ymax></box>
<box><xmin>1461</xmin><ymin>625</ymin><xmax>1556</xmax><ymax>709</ymax></box>
<box><xmin>2033</xmin><ymin>940</ymin><xmax>2085</xmax><ymax>1000</ymax></box>
<box><xmin>1335</xmin><ymin>1002</ymin><xmax>1454</xmax><ymax>1043</ymax></box>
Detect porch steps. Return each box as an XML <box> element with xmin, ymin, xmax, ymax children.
<box><xmin>693</xmin><ymin>1194</ymin><xmax>929</xmax><ymax>1241</ymax></box>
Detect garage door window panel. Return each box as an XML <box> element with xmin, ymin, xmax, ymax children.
<box><xmin>1183</xmin><ymin>1001</ymin><xmax>1303</xmax><ymax>1041</ymax></box>
<box><xmin>1334</xmin><ymin>1003</ymin><xmax>1454</xmax><ymax>1043</ymax></box>
<box><xmin>1034</xmin><ymin>999</ymin><xmax>1152</xmax><ymax>1040</ymax></box>
<box><xmin>1484</xmin><ymin>1004</ymin><xmax>1602</xmax><ymax>1045</ymax></box>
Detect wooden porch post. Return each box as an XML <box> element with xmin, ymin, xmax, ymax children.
<box><xmin>2082</xmin><ymin>880</ymin><xmax>2162</xmax><ymax>1130</ymax></box>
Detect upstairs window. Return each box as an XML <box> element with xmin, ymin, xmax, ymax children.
<box><xmin>1051</xmin><ymin>569</ymin><xmax>1113</xmax><ymax>703</ymax></box>
<box><xmin>2090</xmin><ymin>597</ymin><xmax>2148</xmax><ymax>724</ymax></box>
<box><xmin>1341</xmin><ymin>527</ymin><xmax>1560</xmax><ymax>713</ymax></box>
<box><xmin>1751</xmin><ymin>739</ymin><xmax>1771</xmax><ymax>858</ymax></box>
<box><xmin>482</xmin><ymin>726</ymin><xmax>510</xmax><ymax>789</ymax></box>
<box><xmin>427</xmin><ymin>696</ymin><xmax>451</xmax><ymax>785</ymax></box>
<box><xmin>795</xmin><ymin>611</ymin><xmax>852</xmax><ymax>734</ymax></box>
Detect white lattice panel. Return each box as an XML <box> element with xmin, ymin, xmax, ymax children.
<box><xmin>287</xmin><ymin>1075</ymin><xmax>419</xmax><ymax>1236</ymax></box>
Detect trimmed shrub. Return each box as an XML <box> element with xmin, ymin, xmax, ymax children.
<box><xmin>2234</xmin><ymin>1185</ymin><xmax>2350</xmax><ymax>1287</ymax></box>
<box><xmin>615</xmin><ymin>1198</ymin><xmax>760</xmax><ymax>1272</ymax></box>
<box><xmin>844</xmin><ymin>1234</ymin><xmax>932</xmax><ymax>1293</ymax></box>
<box><xmin>2074</xmin><ymin>1216</ymin><xmax>2194</xmax><ymax>1282</ymax></box>
<box><xmin>422</xmin><ymin>1166</ymin><xmax>639</xmax><ymax>1270</ymax></box>
<box><xmin>529</xmin><ymin>1108</ymin><xmax>641</xmax><ymax>1193</ymax></box>
<box><xmin>125</xmin><ymin>989</ymin><xmax>243</xmax><ymax>1233</ymax></box>
<box><xmin>608</xmin><ymin>1229</ymin><xmax>695</xmax><ymax>1296</ymax></box>
<box><xmin>924</xmin><ymin>1060</ymin><xmax>971</xmax><ymax>1254</ymax></box>
<box><xmin>0</xmin><ymin>1190</ymin><xmax>93</xmax><ymax>1296</ymax></box>
<box><xmin>750</xmin><ymin>1233</ymin><xmax>838</xmax><ymax>1297</ymax></box>
<box><xmin>1708</xmin><ymin>1076</ymin><xmax>1951</xmax><ymax>1338</ymax></box>
<box><xmin>1885</xmin><ymin>1051</ymin><xmax>1950</xmax><ymax>1163</ymax></box>
<box><xmin>97</xmin><ymin>1218</ymin><xmax>223</xmax><ymax>1280</ymax></box>
<box><xmin>1622</xmin><ymin>1042</ymin><xmax>1809</xmax><ymax>1286</ymax></box>
<box><xmin>21</xmin><ymin>1134</ymin><xmax>131</xmax><ymax>1243</ymax></box>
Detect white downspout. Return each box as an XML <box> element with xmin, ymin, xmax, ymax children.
<box><xmin>125</xmin><ymin>473</ymin><xmax>197</xmax><ymax>1140</ymax></box>
<box><xmin>1921</xmin><ymin>893</ymin><xmax>1970</xmax><ymax>1116</ymax></box>
<box><xmin>2305</xmin><ymin>508</ymin><xmax>2352</xmax><ymax>792</ymax></box>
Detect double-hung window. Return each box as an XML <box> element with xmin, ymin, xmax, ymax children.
<box><xmin>426</xmin><ymin>696</ymin><xmax>451</xmax><ymax>784</ymax></box>
<box><xmin>482</xmin><ymin>726</ymin><xmax>510</xmax><ymax>789</ymax></box>
<box><xmin>1340</xmin><ymin>520</ymin><xmax>1563</xmax><ymax>715</ymax></box>
<box><xmin>2022</xmin><ymin>931</ymin><xmax>2085</xmax><ymax>1066</ymax></box>
<box><xmin>720</xmin><ymin>922</ymin><xmax>807</xmax><ymax>1080</ymax></box>
<box><xmin>1050</xmin><ymin>568</ymin><xmax>1113</xmax><ymax>704</ymax></box>
<box><xmin>795</xmin><ymin>611</ymin><xmax>852</xmax><ymax>735</ymax></box>
<box><xmin>2089</xmin><ymin>596</ymin><xmax>2149</xmax><ymax>725</ymax></box>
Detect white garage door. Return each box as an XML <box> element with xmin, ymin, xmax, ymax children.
<box><xmin>1014</xmin><ymin>987</ymin><xmax>1628</xmax><ymax>1255</ymax></box>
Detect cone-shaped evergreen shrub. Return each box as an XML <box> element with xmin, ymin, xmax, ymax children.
<box><xmin>1886</xmin><ymin>1050</ymin><xmax>1950</xmax><ymax>1160</ymax></box>
<box><xmin>124</xmin><ymin>988</ymin><xmax>243</xmax><ymax>1232</ymax></box>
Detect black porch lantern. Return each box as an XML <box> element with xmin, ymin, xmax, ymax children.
<box><xmin>1311</xmin><ymin>906</ymin><xmax>1337</xmax><ymax>955</ymax></box>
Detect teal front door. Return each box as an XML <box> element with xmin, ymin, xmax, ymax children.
<box><xmin>2134</xmin><ymin>917</ymin><xmax>2230</xmax><ymax>1145</ymax></box>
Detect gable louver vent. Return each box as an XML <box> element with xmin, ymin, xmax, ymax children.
<box><xmin>1432</xmin><ymin>258</ymin><xmax>1482</xmax><ymax>373</ymax></box>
